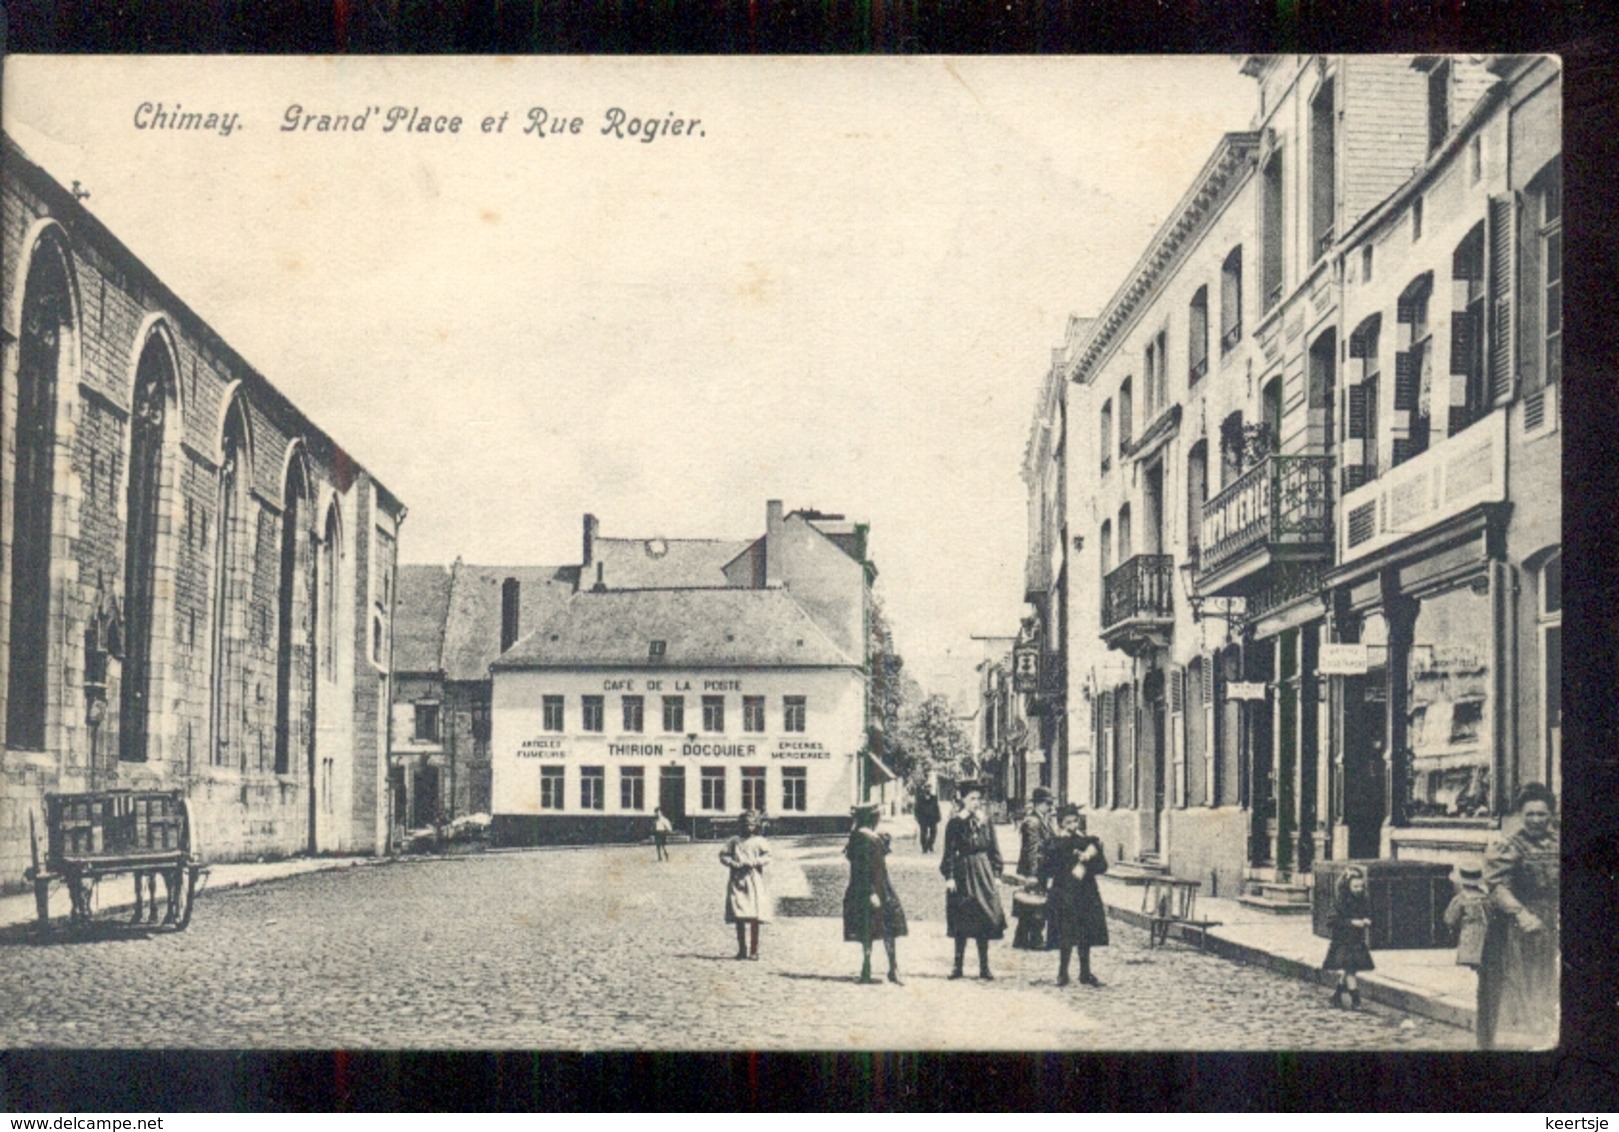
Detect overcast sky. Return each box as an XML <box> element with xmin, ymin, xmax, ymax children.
<box><xmin>5</xmin><ymin>55</ymin><xmax>1257</xmax><ymax>705</ymax></box>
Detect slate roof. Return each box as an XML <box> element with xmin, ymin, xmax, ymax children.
<box><xmin>440</xmin><ymin>564</ymin><xmax>580</xmax><ymax>681</ymax></box>
<box><xmin>494</xmin><ymin>587</ymin><xmax>860</xmax><ymax>671</ymax></box>
<box><xmin>589</xmin><ymin>537</ymin><xmax>753</xmax><ymax>589</ymax></box>
<box><xmin>393</xmin><ymin>565</ymin><xmax>454</xmax><ymax>674</ymax></box>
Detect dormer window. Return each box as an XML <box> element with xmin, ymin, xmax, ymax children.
<box><xmin>649</xmin><ymin>639</ymin><xmax>667</xmax><ymax>657</ymax></box>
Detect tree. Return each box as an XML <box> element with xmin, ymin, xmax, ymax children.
<box><xmin>894</xmin><ymin>693</ymin><xmax>975</xmax><ymax>791</ymax></box>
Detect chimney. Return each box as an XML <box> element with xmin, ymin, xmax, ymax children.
<box><xmin>765</xmin><ymin>500</ymin><xmax>785</xmax><ymax>587</ymax></box>
<box><xmin>582</xmin><ymin>513</ymin><xmax>599</xmax><ymax>566</ymax></box>
<box><xmin>500</xmin><ymin>577</ymin><xmax>520</xmax><ymax>653</ymax></box>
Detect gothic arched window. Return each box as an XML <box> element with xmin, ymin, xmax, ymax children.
<box><xmin>120</xmin><ymin>334</ymin><xmax>174</xmax><ymax>762</ymax></box>
<box><xmin>7</xmin><ymin>236</ymin><xmax>73</xmax><ymax>751</ymax></box>
<box><xmin>211</xmin><ymin>397</ymin><xmax>251</xmax><ymax>766</ymax></box>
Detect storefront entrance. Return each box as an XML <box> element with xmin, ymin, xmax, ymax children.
<box><xmin>659</xmin><ymin>765</ymin><xmax>687</xmax><ymax>823</ymax></box>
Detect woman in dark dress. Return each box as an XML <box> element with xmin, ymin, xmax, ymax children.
<box><xmin>842</xmin><ymin>802</ymin><xmax>908</xmax><ymax>984</ymax></box>
<box><xmin>1478</xmin><ymin>783</ymin><xmax>1560</xmax><ymax>1049</ymax></box>
<box><xmin>939</xmin><ymin>780</ymin><xmax>1007</xmax><ymax>979</ymax></box>
<box><xmin>1039</xmin><ymin>805</ymin><xmax>1109</xmax><ymax>986</ymax></box>
<box><xmin>1322</xmin><ymin>866</ymin><xmax>1374</xmax><ymax>1008</ymax></box>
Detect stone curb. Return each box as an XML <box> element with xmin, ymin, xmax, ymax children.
<box><xmin>1101</xmin><ymin>901</ymin><xmax>1475</xmax><ymax>1031</ymax></box>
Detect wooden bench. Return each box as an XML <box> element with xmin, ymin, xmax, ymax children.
<box><xmin>1141</xmin><ymin>876</ymin><xmax>1223</xmax><ymax>950</ymax></box>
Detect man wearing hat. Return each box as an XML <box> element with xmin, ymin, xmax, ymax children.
<box><xmin>914</xmin><ymin>784</ymin><xmax>942</xmax><ymax>854</ymax></box>
<box><xmin>842</xmin><ymin>802</ymin><xmax>908</xmax><ymax>984</ymax></box>
<box><xmin>1011</xmin><ymin>786</ymin><xmax>1057</xmax><ymax>949</ymax></box>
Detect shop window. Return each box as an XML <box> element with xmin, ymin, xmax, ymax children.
<box><xmin>701</xmin><ymin>766</ymin><xmax>727</xmax><ymax>811</ymax></box>
<box><xmin>622</xmin><ymin>694</ymin><xmax>644</xmax><ymax>733</ymax></box>
<box><xmin>663</xmin><ymin>695</ymin><xmax>685</xmax><ymax>732</ymax></box>
<box><xmin>620</xmin><ymin>766</ymin><xmax>645</xmax><ymax>811</ymax></box>
<box><xmin>414</xmin><ymin>702</ymin><xmax>440</xmax><ymax>742</ymax></box>
<box><xmin>1188</xmin><ymin>287</ymin><xmax>1209</xmax><ymax>385</ymax></box>
<box><xmin>1220</xmin><ymin>246</ymin><xmax>1243</xmax><ymax>351</ymax></box>
<box><xmin>582</xmin><ymin>694</ymin><xmax>605</xmax><ymax>733</ymax></box>
<box><xmin>580</xmin><ymin>766</ymin><xmax>605</xmax><ymax>811</ymax></box>
<box><xmin>702</xmin><ymin>695</ymin><xmax>725</xmax><ymax>733</ymax></box>
<box><xmin>1402</xmin><ymin>581</ymin><xmax>1493</xmax><ymax>820</ymax></box>
<box><xmin>540</xmin><ymin>766</ymin><xmax>565</xmax><ymax>810</ymax></box>
<box><xmin>743</xmin><ymin>695</ymin><xmax>765</xmax><ymax>733</ymax></box>
<box><xmin>783</xmin><ymin>695</ymin><xmax>807</xmax><ymax>733</ymax></box>
<box><xmin>741</xmin><ymin>767</ymin><xmax>767</xmax><ymax>813</ymax></box>
<box><xmin>542</xmin><ymin>695</ymin><xmax>565</xmax><ymax>732</ymax></box>
<box><xmin>781</xmin><ymin>767</ymin><xmax>808</xmax><ymax>812</ymax></box>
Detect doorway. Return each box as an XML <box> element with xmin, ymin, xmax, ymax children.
<box><xmin>412</xmin><ymin>766</ymin><xmax>441</xmax><ymax>828</ymax></box>
<box><xmin>1145</xmin><ymin>668</ymin><xmax>1167</xmax><ymax>856</ymax></box>
<box><xmin>659</xmin><ymin>766</ymin><xmax>687</xmax><ymax>823</ymax></box>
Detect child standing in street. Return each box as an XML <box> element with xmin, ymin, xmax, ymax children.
<box><xmin>1323</xmin><ymin>867</ymin><xmax>1374</xmax><ymax>1008</ymax></box>
<box><xmin>720</xmin><ymin>810</ymin><xmax>772</xmax><ymax>960</ymax></box>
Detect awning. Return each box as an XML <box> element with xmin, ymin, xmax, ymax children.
<box><xmin>863</xmin><ymin>751</ymin><xmax>898</xmax><ymax>784</ymax></box>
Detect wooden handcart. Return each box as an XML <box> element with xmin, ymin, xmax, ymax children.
<box><xmin>23</xmin><ymin>789</ymin><xmax>208</xmax><ymax>933</ymax></box>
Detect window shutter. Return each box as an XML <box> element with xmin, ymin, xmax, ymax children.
<box><xmin>1346</xmin><ymin>383</ymin><xmax>1369</xmax><ymax>439</ymax></box>
<box><xmin>1343</xmin><ymin>463</ymin><xmax>1371</xmax><ymax>493</ymax></box>
<box><xmin>1393</xmin><ymin>352</ymin><xmax>1419</xmax><ymax>410</ymax></box>
<box><xmin>1170</xmin><ymin>667</ymin><xmax>1186</xmax><ymax>809</ymax></box>
<box><xmin>1396</xmin><ymin>294</ymin><xmax>1418</xmax><ymax>324</ymax></box>
<box><xmin>1487</xmin><ymin>192</ymin><xmax>1517</xmax><ymax>402</ymax></box>
<box><xmin>1098</xmin><ymin>690</ymin><xmax>1113</xmax><ymax>809</ymax></box>
<box><xmin>1392</xmin><ymin>437</ymin><xmax>1417</xmax><ymax>467</ymax></box>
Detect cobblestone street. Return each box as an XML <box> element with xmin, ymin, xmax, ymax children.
<box><xmin>0</xmin><ymin>836</ymin><xmax>1474</xmax><ymax>1050</ymax></box>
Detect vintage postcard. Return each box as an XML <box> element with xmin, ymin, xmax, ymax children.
<box><xmin>0</xmin><ymin>54</ymin><xmax>1560</xmax><ymax>1052</ymax></box>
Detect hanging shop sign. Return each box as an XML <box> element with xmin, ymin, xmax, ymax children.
<box><xmin>1013</xmin><ymin>646</ymin><xmax>1040</xmax><ymax>693</ymax></box>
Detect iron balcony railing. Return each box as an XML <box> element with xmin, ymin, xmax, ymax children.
<box><xmin>1101</xmin><ymin>554</ymin><xmax>1175</xmax><ymax>630</ymax></box>
<box><xmin>1199</xmin><ymin>454</ymin><xmax>1334</xmax><ymax>577</ymax></box>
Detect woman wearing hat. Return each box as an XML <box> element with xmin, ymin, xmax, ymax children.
<box><xmin>719</xmin><ymin>810</ymin><xmax>773</xmax><ymax>960</ymax></box>
<box><xmin>1039</xmin><ymin>804</ymin><xmax>1109</xmax><ymax>986</ymax></box>
<box><xmin>1477</xmin><ymin>782</ymin><xmax>1560</xmax><ymax>1048</ymax></box>
<box><xmin>842</xmin><ymin>802</ymin><xmax>908</xmax><ymax>984</ymax></box>
<box><xmin>939</xmin><ymin>780</ymin><xmax>1007</xmax><ymax>979</ymax></box>
<box><xmin>1012</xmin><ymin>786</ymin><xmax>1057</xmax><ymax>950</ymax></box>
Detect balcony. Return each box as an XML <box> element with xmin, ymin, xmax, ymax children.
<box><xmin>1197</xmin><ymin>454</ymin><xmax>1333</xmax><ymax>596</ymax></box>
<box><xmin>1027</xmin><ymin>652</ymin><xmax>1067</xmax><ymax>715</ymax></box>
<box><xmin>1101</xmin><ymin>554</ymin><xmax>1175</xmax><ymax>656</ymax></box>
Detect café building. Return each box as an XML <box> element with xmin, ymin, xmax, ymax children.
<box><xmin>489</xmin><ymin>586</ymin><xmax>868</xmax><ymax>843</ymax></box>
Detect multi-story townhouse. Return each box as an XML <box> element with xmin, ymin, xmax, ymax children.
<box><xmin>1067</xmin><ymin>130</ymin><xmax>1263</xmax><ymax>894</ymax></box>
<box><xmin>1047</xmin><ymin>54</ymin><xmax>1559</xmax><ymax>898</ymax></box>
<box><xmin>1323</xmin><ymin>55</ymin><xmax>1560</xmax><ymax>869</ymax></box>
<box><xmin>1019</xmin><ymin>316</ymin><xmax>1089</xmax><ymax>806</ymax></box>
<box><xmin>1</xmin><ymin>137</ymin><xmax>406</xmax><ymax>888</ymax></box>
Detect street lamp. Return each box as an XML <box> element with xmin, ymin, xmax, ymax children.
<box><xmin>1177</xmin><ymin>558</ymin><xmax>1247</xmax><ymax>628</ymax></box>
